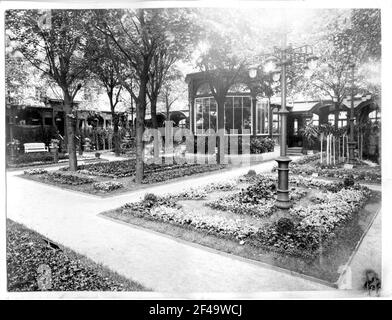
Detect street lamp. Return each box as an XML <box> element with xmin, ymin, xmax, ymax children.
<box><xmin>249</xmin><ymin>45</ymin><xmax>318</xmax><ymax>210</ymax></box>
<box><xmin>348</xmin><ymin>63</ymin><xmax>356</xmax><ymax>164</ymax></box>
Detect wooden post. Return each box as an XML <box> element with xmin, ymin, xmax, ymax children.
<box><xmin>320</xmin><ymin>132</ymin><xmax>323</xmax><ymax>164</ymax></box>
<box><xmin>333</xmin><ymin>136</ymin><xmax>336</xmax><ymax>165</ymax></box>
<box><xmin>338</xmin><ymin>136</ymin><xmax>341</xmax><ymax>163</ymax></box>
<box><xmin>326</xmin><ymin>134</ymin><xmax>329</xmax><ymax>165</ymax></box>
<box><xmin>346</xmin><ymin>135</ymin><xmax>349</xmax><ymax>160</ymax></box>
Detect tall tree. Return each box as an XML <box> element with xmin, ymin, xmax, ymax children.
<box><xmin>147</xmin><ymin>19</ymin><xmax>199</xmax><ymax>129</ymax></box>
<box><xmin>158</xmin><ymin>70</ymin><xmax>187</xmax><ymax>120</ymax></box>
<box><xmin>85</xmin><ymin>32</ymin><xmax>125</xmax><ymax>156</ymax></box>
<box><xmin>300</xmin><ymin>9</ymin><xmax>381</xmax><ymax>129</ymax></box>
<box><xmin>96</xmin><ymin>8</ymin><xmax>200</xmax><ymax>182</ymax></box>
<box><xmin>6</xmin><ymin>9</ymin><xmax>90</xmax><ymax>170</ymax></box>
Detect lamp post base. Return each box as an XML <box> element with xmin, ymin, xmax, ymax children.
<box><xmin>275</xmin><ymin>156</ymin><xmax>292</xmax><ymax>209</ymax></box>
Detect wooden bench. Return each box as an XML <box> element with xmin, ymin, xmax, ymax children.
<box><xmin>24</xmin><ymin>143</ymin><xmax>48</xmax><ymax>153</ymax></box>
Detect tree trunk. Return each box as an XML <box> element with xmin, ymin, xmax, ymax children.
<box><xmin>165</xmin><ymin>93</ymin><xmax>170</xmax><ymax>120</ymax></box>
<box><xmin>150</xmin><ymin>96</ymin><xmax>158</xmax><ymax>129</ymax></box>
<box><xmin>63</xmin><ymin>94</ymin><xmax>78</xmax><ymax>171</ymax></box>
<box><xmin>112</xmin><ymin>112</ymin><xmax>120</xmax><ymax>156</ymax></box>
<box><xmin>135</xmin><ymin>74</ymin><xmax>148</xmax><ymax>184</ymax></box>
<box><xmin>109</xmin><ymin>101</ymin><xmax>121</xmax><ymax>157</ymax></box>
<box><xmin>216</xmin><ymin>96</ymin><xmax>226</xmax><ymax>163</ymax></box>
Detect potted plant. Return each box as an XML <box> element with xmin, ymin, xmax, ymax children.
<box><xmin>49</xmin><ymin>139</ymin><xmax>60</xmax><ymax>162</ymax></box>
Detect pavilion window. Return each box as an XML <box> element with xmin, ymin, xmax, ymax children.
<box><xmin>294</xmin><ymin>118</ymin><xmax>299</xmax><ymax>135</ymax></box>
<box><xmin>311</xmin><ymin>113</ymin><xmax>319</xmax><ymax>126</ymax></box>
<box><xmin>328</xmin><ymin>112</ymin><xmax>347</xmax><ymax>127</ymax></box>
<box><xmin>195</xmin><ymin>97</ymin><xmax>217</xmax><ymax>134</ymax></box>
<box><xmin>369</xmin><ymin>109</ymin><xmax>380</xmax><ymax>123</ymax></box>
<box><xmin>224</xmin><ymin>96</ymin><xmax>252</xmax><ymax>135</ymax></box>
<box><xmin>256</xmin><ymin>99</ymin><xmax>269</xmax><ymax>135</ymax></box>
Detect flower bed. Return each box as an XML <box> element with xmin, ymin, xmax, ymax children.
<box><xmin>70</xmin><ymin>159</ymin><xmax>226</xmax><ymax>181</ymax></box>
<box><xmin>42</xmin><ymin>171</ymin><xmax>96</xmax><ymax>185</ymax></box>
<box><xmin>120</xmin><ymin>194</ymin><xmax>258</xmax><ymax>240</ymax></box>
<box><xmin>23</xmin><ymin>168</ymin><xmax>48</xmax><ymax>175</ymax></box>
<box><xmin>7</xmin><ymin>219</ymin><xmax>146</xmax><ymax>291</ymax></box>
<box><xmin>115</xmin><ymin>177</ymin><xmax>370</xmax><ymax>251</ymax></box>
<box><xmin>271</xmin><ymin>154</ymin><xmax>381</xmax><ymax>183</ymax></box>
<box><xmin>254</xmin><ymin>186</ymin><xmax>371</xmax><ymax>258</ymax></box>
<box><xmin>141</xmin><ymin>164</ymin><xmax>227</xmax><ymax>184</ymax></box>
<box><xmin>289</xmin><ymin>162</ymin><xmax>380</xmax><ymax>183</ymax></box>
<box><xmin>206</xmin><ymin>175</ymin><xmax>308</xmax><ymax>217</ymax></box>
<box><xmin>93</xmin><ymin>181</ymin><xmax>123</xmax><ymax>192</ymax></box>
<box><xmin>104</xmin><ymin>173</ymin><xmax>377</xmax><ymax>283</ymax></box>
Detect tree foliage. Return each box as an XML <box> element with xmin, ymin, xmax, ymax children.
<box><xmin>6</xmin><ymin>9</ymin><xmax>91</xmax><ymax>170</ymax></box>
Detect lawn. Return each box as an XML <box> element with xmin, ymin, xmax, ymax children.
<box><xmin>6</xmin><ymin>219</ymin><xmax>149</xmax><ymax>291</ymax></box>
<box><xmin>101</xmin><ymin>172</ymin><xmax>380</xmax><ymax>285</ymax></box>
<box><xmin>21</xmin><ymin>158</ymin><xmax>229</xmax><ymax>196</ymax></box>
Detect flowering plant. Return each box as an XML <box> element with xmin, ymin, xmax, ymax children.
<box><xmin>93</xmin><ymin>181</ymin><xmax>123</xmax><ymax>192</ymax></box>
<box><xmin>24</xmin><ymin>168</ymin><xmax>48</xmax><ymax>175</ymax></box>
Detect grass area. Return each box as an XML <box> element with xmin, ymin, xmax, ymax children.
<box><xmin>101</xmin><ymin>175</ymin><xmax>380</xmax><ymax>284</ymax></box>
<box><xmin>6</xmin><ymin>219</ymin><xmax>149</xmax><ymax>291</ymax></box>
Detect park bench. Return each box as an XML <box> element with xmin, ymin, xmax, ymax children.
<box><xmin>24</xmin><ymin>142</ymin><xmax>48</xmax><ymax>153</ymax></box>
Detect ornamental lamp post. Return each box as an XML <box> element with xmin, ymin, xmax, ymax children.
<box><xmin>348</xmin><ymin>63</ymin><xmax>356</xmax><ymax>164</ymax></box>
<box><xmin>249</xmin><ymin>45</ymin><xmax>318</xmax><ymax>210</ymax></box>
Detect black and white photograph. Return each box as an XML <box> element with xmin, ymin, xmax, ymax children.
<box><xmin>1</xmin><ymin>0</ymin><xmax>390</xmax><ymax>302</ymax></box>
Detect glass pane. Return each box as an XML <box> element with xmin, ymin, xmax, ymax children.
<box><xmin>242</xmin><ymin>97</ymin><xmax>252</xmax><ymax>133</ymax></box>
<box><xmin>328</xmin><ymin>114</ymin><xmax>335</xmax><ymax>125</ymax></box>
<box><xmin>233</xmin><ymin>97</ymin><xmax>242</xmax><ymax>133</ymax></box>
<box><xmin>224</xmin><ymin>97</ymin><xmax>233</xmax><ymax>133</ymax></box>
<box><xmin>228</xmin><ymin>83</ymin><xmax>251</xmax><ymax>94</ymax></box>
<box><xmin>339</xmin><ymin>111</ymin><xmax>347</xmax><ymax>119</ymax></box>
<box><xmin>294</xmin><ymin>119</ymin><xmax>298</xmax><ymax>134</ymax></box>
<box><xmin>203</xmin><ymin>98</ymin><xmax>210</xmax><ymax>131</ymax></box>
<box><xmin>256</xmin><ymin>100</ymin><xmax>269</xmax><ymax>134</ymax></box>
<box><xmin>195</xmin><ymin>98</ymin><xmax>204</xmax><ymax>134</ymax></box>
<box><xmin>209</xmin><ymin>98</ymin><xmax>217</xmax><ymax>131</ymax></box>
<box><xmin>196</xmin><ymin>83</ymin><xmax>212</xmax><ymax>96</ymax></box>
<box><xmin>272</xmin><ymin>113</ymin><xmax>280</xmax><ymax>134</ymax></box>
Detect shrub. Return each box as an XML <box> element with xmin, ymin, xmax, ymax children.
<box><xmin>276</xmin><ymin>218</ymin><xmax>295</xmax><ymax>235</ymax></box>
<box><xmin>250</xmin><ymin>137</ymin><xmax>275</xmax><ymax>154</ymax></box>
<box><xmin>246</xmin><ymin>169</ymin><xmax>257</xmax><ymax>177</ymax></box>
<box><xmin>344</xmin><ymin>174</ymin><xmax>355</xmax><ymax>188</ymax></box>
<box><xmin>93</xmin><ymin>181</ymin><xmax>123</xmax><ymax>192</ymax></box>
<box><xmin>144</xmin><ymin>193</ymin><xmax>159</xmax><ymax>207</ymax></box>
<box><xmin>240</xmin><ymin>180</ymin><xmax>277</xmax><ymax>204</ymax></box>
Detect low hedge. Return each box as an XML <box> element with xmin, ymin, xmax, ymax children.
<box><xmin>10</xmin><ymin>152</ymin><xmax>68</xmax><ymax>165</ymax></box>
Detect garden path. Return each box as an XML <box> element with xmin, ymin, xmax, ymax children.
<box><xmin>6</xmin><ymin>156</ymin><xmax>378</xmax><ymax>297</ymax></box>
